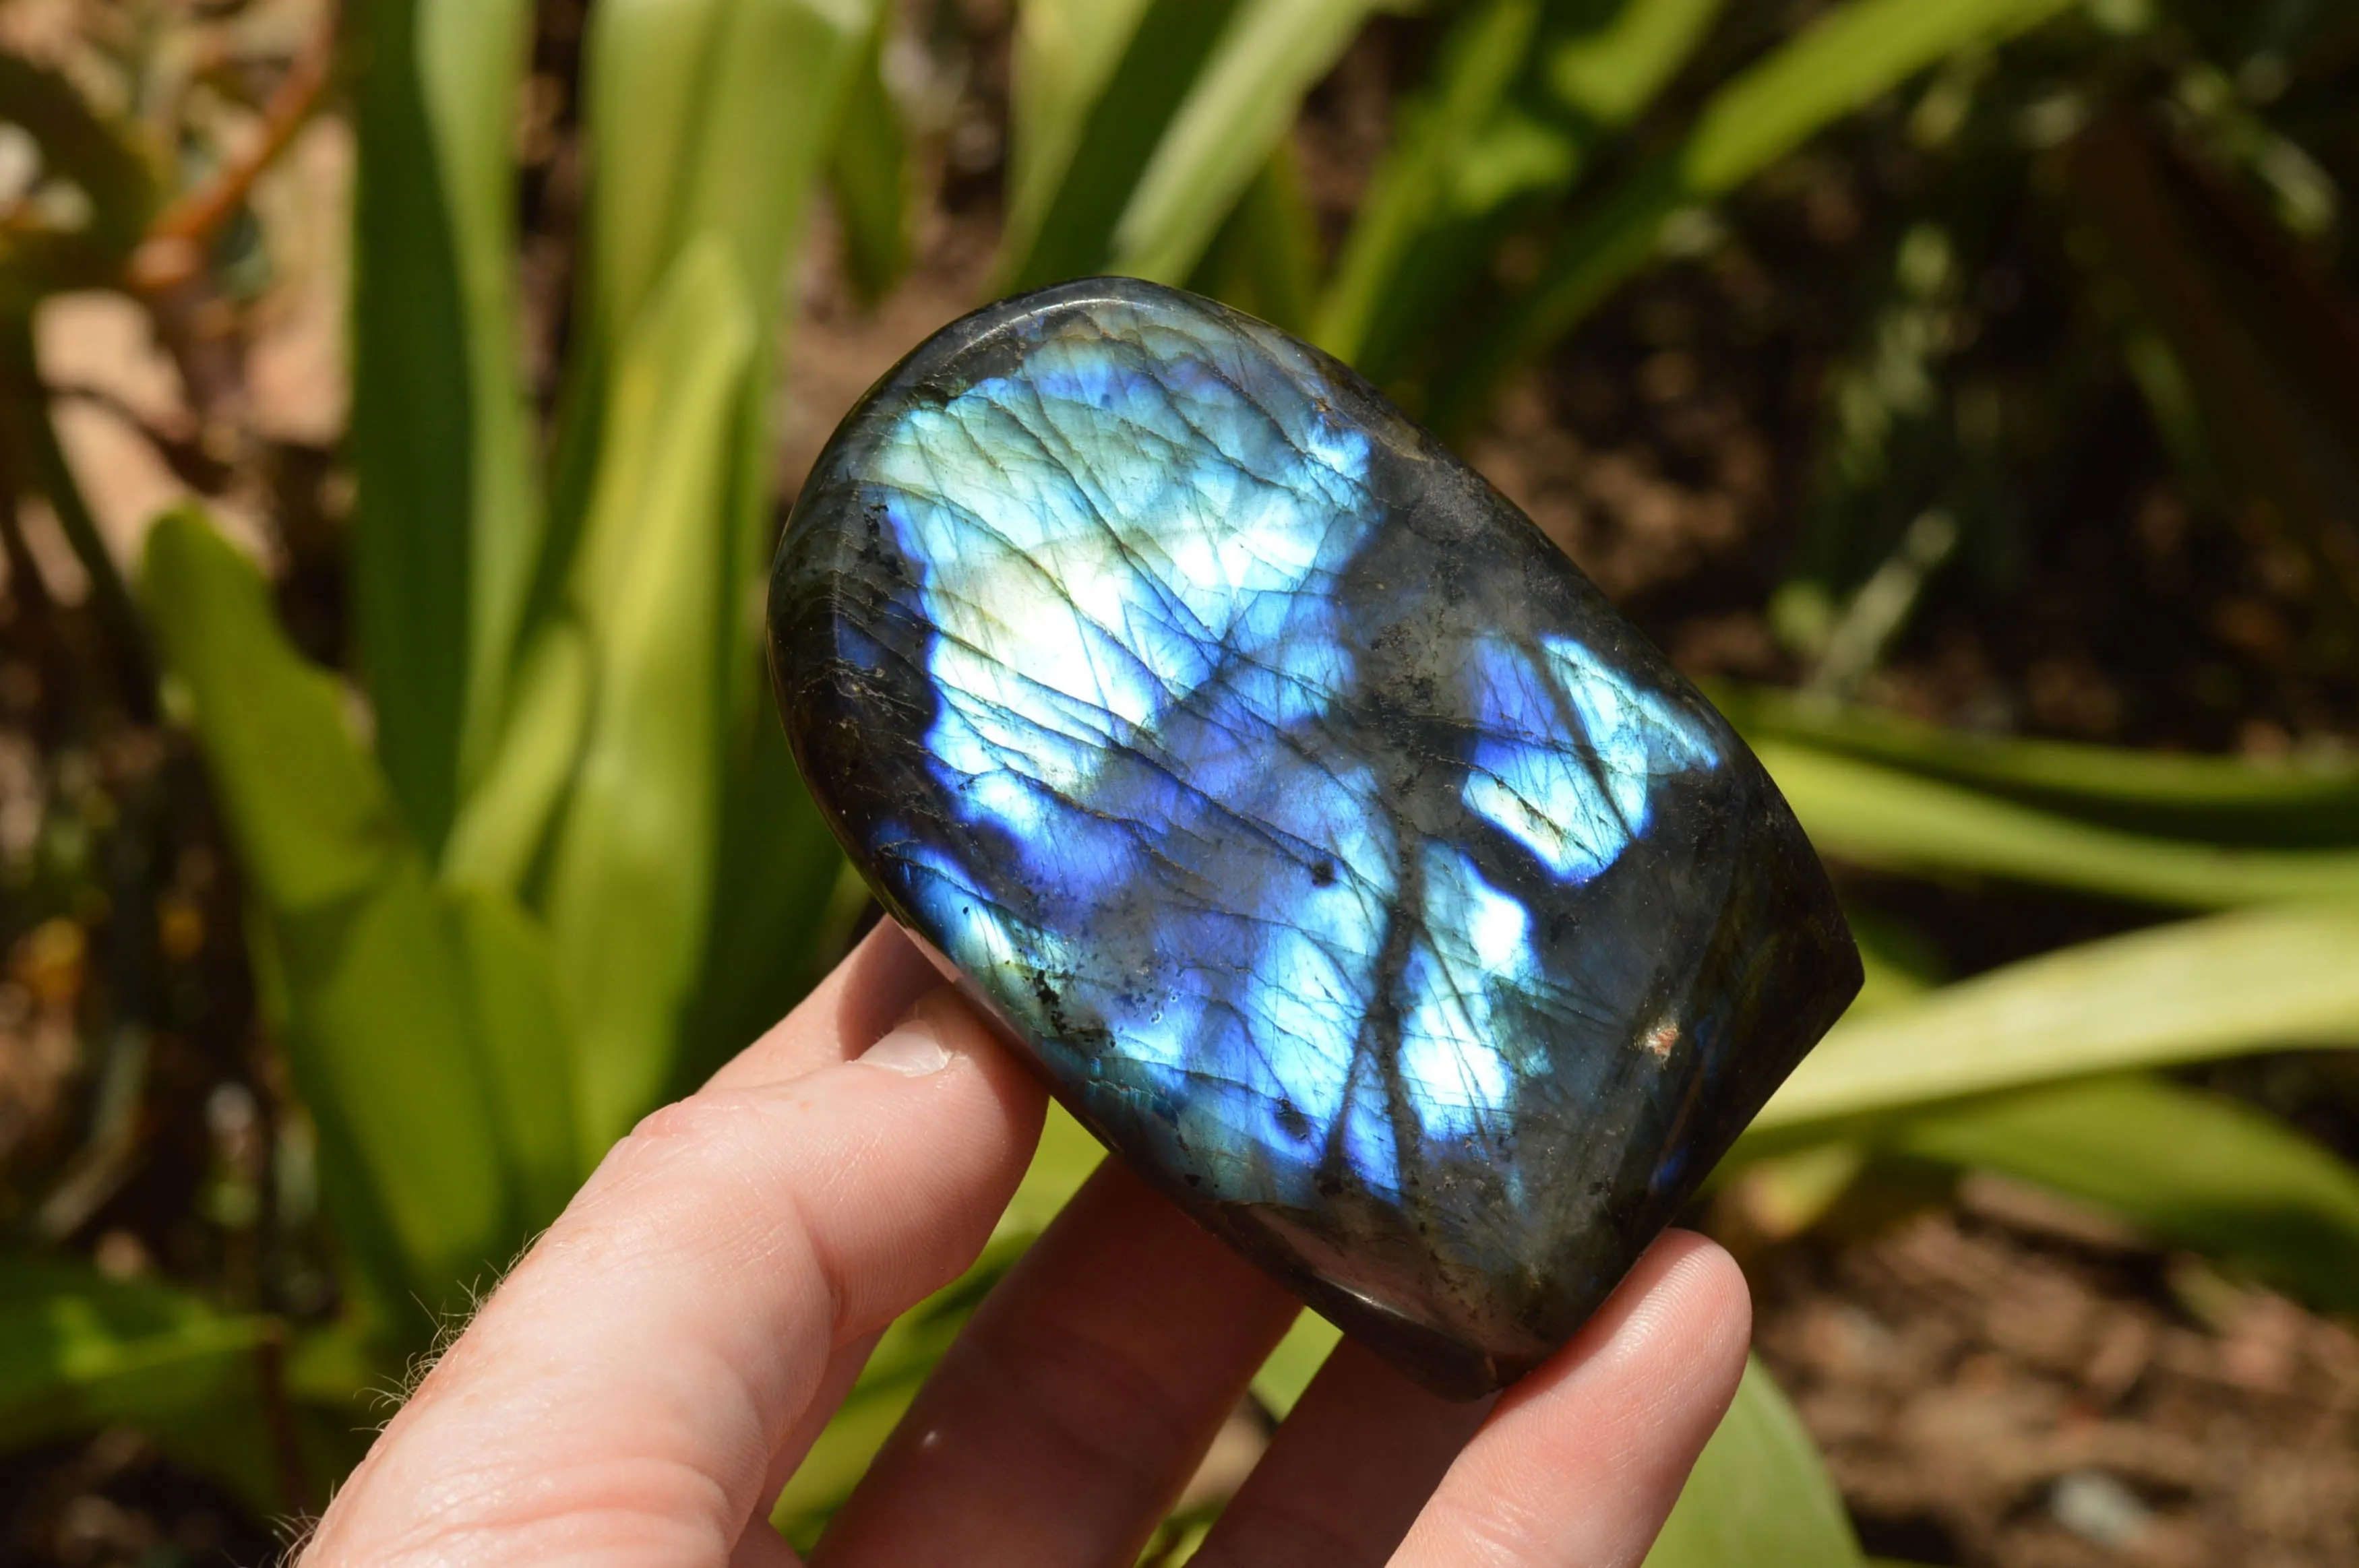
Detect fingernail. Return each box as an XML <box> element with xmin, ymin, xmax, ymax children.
<box><xmin>861</xmin><ymin>1021</ymin><xmax>954</xmax><ymax>1077</ymax></box>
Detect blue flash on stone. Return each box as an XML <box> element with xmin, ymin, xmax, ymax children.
<box><xmin>771</xmin><ymin>278</ymin><xmax>1860</xmax><ymax>1398</ymax></box>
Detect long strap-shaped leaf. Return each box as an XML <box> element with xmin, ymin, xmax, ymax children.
<box><xmin>1757</xmin><ymin>904</ymin><xmax>2359</xmax><ymax>1135</ymax></box>
<box><xmin>542</xmin><ymin>237</ymin><xmax>757</xmax><ymax>1154</ymax></box>
<box><xmin>1430</xmin><ymin>0</ymin><xmax>2073</xmax><ymax>431</ymax></box>
<box><xmin>1760</xmin><ymin>740</ymin><xmax>2359</xmax><ymax>908</ymax></box>
<box><xmin>348</xmin><ymin>0</ymin><xmax>537</xmax><ymax>854</ymax></box>
<box><xmin>1720</xmin><ymin>684</ymin><xmax>2359</xmax><ymax>847</ymax></box>
<box><xmin>1313</xmin><ymin>0</ymin><xmax>1724</xmax><ymax>378</ymax></box>
<box><xmin>1892</xmin><ymin>1074</ymin><xmax>2359</xmax><ymax>1314</ymax></box>
<box><xmin>1110</xmin><ymin>0</ymin><xmax>1385</xmax><ymax>286</ymax></box>
<box><xmin>146</xmin><ymin>513</ymin><xmax>572</xmax><ymax>1339</ymax></box>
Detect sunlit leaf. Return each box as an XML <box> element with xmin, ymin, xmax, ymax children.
<box><xmin>1645</xmin><ymin>1358</ymin><xmax>1866</xmax><ymax>1567</ymax></box>
<box><xmin>441</xmin><ymin>621</ymin><xmax>591</xmax><ymax>894</ymax></box>
<box><xmin>0</xmin><ymin>1259</ymin><xmax>276</xmax><ymax>1508</ymax></box>
<box><xmin>1109</xmin><ymin>0</ymin><xmax>1382</xmax><ymax>286</ymax></box>
<box><xmin>543</xmin><ymin>238</ymin><xmax>755</xmax><ymax>1152</ymax></box>
<box><xmin>1314</xmin><ymin>0</ymin><xmax>1721</xmax><ymax>379</ymax></box>
<box><xmin>146</xmin><ymin>510</ymin><xmax>516</xmax><ymax>1333</ymax></box>
<box><xmin>348</xmin><ymin>0</ymin><xmax>538</xmax><ymax>853</ymax></box>
<box><xmin>451</xmin><ymin>885</ymin><xmax>584</xmax><ymax>1216</ymax></box>
<box><xmin>1718</xmin><ymin>684</ymin><xmax>2359</xmax><ymax>848</ymax></box>
<box><xmin>829</xmin><ymin>4</ymin><xmax>912</xmax><ymax>304</ymax></box>
<box><xmin>1251</xmin><ymin>1309</ymin><xmax>1343</xmax><ymax>1416</ymax></box>
<box><xmin>1434</xmin><ymin>0</ymin><xmax>2073</xmax><ymax>429</ymax></box>
<box><xmin>1756</xmin><ymin>904</ymin><xmax>2359</xmax><ymax>1137</ymax></box>
<box><xmin>1759</xmin><ymin>739</ymin><xmax>2359</xmax><ymax>908</ymax></box>
<box><xmin>1893</xmin><ymin>1074</ymin><xmax>2359</xmax><ymax>1313</ymax></box>
<box><xmin>1187</xmin><ymin>146</ymin><xmax>1321</xmax><ymax>334</ymax></box>
<box><xmin>999</xmin><ymin>0</ymin><xmax>1238</xmax><ymax>291</ymax></box>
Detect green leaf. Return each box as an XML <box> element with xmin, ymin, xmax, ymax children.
<box><xmin>1187</xmin><ymin>145</ymin><xmax>1322</xmax><ymax>334</ymax></box>
<box><xmin>1717</xmin><ymin>685</ymin><xmax>2359</xmax><ymax>848</ymax></box>
<box><xmin>1755</xmin><ymin>904</ymin><xmax>2359</xmax><ymax>1138</ymax></box>
<box><xmin>555</xmin><ymin>0</ymin><xmax>877</xmax><ymax>798</ymax></box>
<box><xmin>348</xmin><ymin>0</ymin><xmax>539</xmax><ymax>853</ymax></box>
<box><xmin>146</xmin><ymin>511</ymin><xmax>515</xmax><ymax>1334</ymax></box>
<box><xmin>1251</xmin><ymin>1308</ymin><xmax>1343</xmax><ymax>1416</ymax></box>
<box><xmin>1314</xmin><ymin>0</ymin><xmax>1722</xmax><ymax>378</ymax></box>
<box><xmin>1892</xmin><ymin>1075</ymin><xmax>2359</xmax><ymax>1313</ymax></box>
<box><xmin>543</xmin><ymin>237</ymin><xmax>757</xmax><ymax>1154</ymax></box>
<box><xmin>1434</xmin><ymin>0</ymin><xmax>2073</xmax><ymax>429</ymax></box>
<box><xmin>829</xmin><ymin>5</ymin><xmax>912</xmax><ymax>305</ymax></box>
<box><xmin>0</xmin><ymin>1259</ymin><xmax>278</xmax><ymax>1510</ymax></box>
<box><xmin>451</xmin><ymin>886</ymin><xmax>584</xmax><ymax>1218</ymax></box>
<box><xmin>441</xmin><ymin>622</ymin><xmax>592</xmax><ymax>895</ymax></box>
<box><xmin>1110</xmin><ymin>0</ymin><xmax>1382</xmax><ymax>286</ymax></box>
<box><xmin>673</xmin><ymin>701</ymin><xmax>848</xmax><ymax>1098</ymax></box>
<box><xmin>1758</xmin><ymin>739</ymin><xmax>2359</xmax><ymax>908</ymax></box>
<box><xmin>999</xmin><ymin>0</ymin><xmax>1241</xmax><ymax>291</ymax></box>
<box><xmin>1645</xmin><ymin>1357</ymin><xmax>1865</xmax><ymax>1567</ymax></box>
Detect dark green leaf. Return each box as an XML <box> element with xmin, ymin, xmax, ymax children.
<box><xmin>347</xmin><ymin>0</ymin><xmax>538</xmax><ymax>854</ymax></box>
<box><xmin>1434</xmin><ymin>0</ymin><xmax>2073</xmax><ymax>430</ymax></box>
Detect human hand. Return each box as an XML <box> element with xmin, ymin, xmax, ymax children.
<box><xmin>303</xmin><ymin>924</ymin><xmax>1752</xmax><ymax>1567</ymax></box>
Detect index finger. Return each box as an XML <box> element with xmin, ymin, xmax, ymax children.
<box><xmin>303</xmin><ymin>927</ymin><xmax>1048</xmax><ymax>1567</ymax></box>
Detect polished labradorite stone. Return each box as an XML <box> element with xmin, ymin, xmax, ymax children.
<box><xmin>770</xmin><ymin>278</ymin><xmax>1860</xmax><ymax>1398</ymax></box>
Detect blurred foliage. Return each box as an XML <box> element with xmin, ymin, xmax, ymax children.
<box><xmin>2</xmin><ymin>0</ymin><xmax>2358</xmax><ymax>1561</ymax></box>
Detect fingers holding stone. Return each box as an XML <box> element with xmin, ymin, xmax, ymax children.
<box><xmin>814</xmin><ymin>1163</ymin><xmax>1301</xmax><ymax>1568</ymax></box>
<box><xmin>1188</xmin><ymin>1336</ymin><xmax>1492</xmax><ymax>1568</ymax></box>
<box><xmin>305</xmin><ymin>982</ymin><xmax>1045</xmax><ymax>1568</ymax></box>
<box><xmin>1391</xmin><ymin>1231</ymin><xmax>1752</xmax><ymax>1568</ymax></box>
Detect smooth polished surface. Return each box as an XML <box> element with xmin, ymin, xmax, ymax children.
<box><xmin>770</xmin><ymin>278</ymin><xmax>1859</xmax><ymax>1397</ymax></box>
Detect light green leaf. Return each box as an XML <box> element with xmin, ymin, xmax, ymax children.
<box><xmin>1111</xmin><ymin>0</ymin><xmax>1382</xmax><ymax>286</ymax></box>
<box><xmin>146</xmin><ymin>511</ymin><xmax>515</xmax><ymax>1333</ymax></box>
<box><xmin>999</xmin><ymin>0</ymin><xmax>1241</xmax><ymax>291</ymax></box>
<box><xmin>672</xmin><ymin>703</ymin><xmax>848</xmax><ymax>1097</ymax></box>
<box><xmin>1757</xmin><ymin>904</ymin><xmax>2359</xmax><ymax>1137</ymax></box>
<box><xmin>1252</xmin><ymin>1309</ymin><xmax>1343</xmax><ymax>1416</ymax></box>
<box><xmin>558</xmin><ymin>0</ymin><xmax>877</xmax><ymax>788</ymax></box>
<box><xmin>545</xmin><ymin>237</ymin><xmax>757</xmax><ymax>1153</ymax></box>
<box><xmin>1436</xmin><ymin>0</ymin><xmax>2072</xmax><ymax>429</ymax></box>
<box><xmin>829</xmin><ymin>5</ymin><xmax>912</xmax><ymax>304</ymax></box>
<box><xmin>1315</xmin><ymin>0</ymin><xmax>1721</xmax><ymax>377</ymax></box>
<box><xmin>348</xmin><ymin>0</ymin><xmax>538</xmax><ymax>853</ymax></box>
<box><xmin>419</xmin><ymin>0</ymin><xmax>543</xmax><ymax>795</ymax></box>
<box><xmin>1893</xmin><ymin>1075</ymin><xmax>2359</xmax><ymax>1313</ymax></box>
<box><xmin>1188</xmin><ymin>146</ymin><xmax>1322</xmax><ymax>334</ymax></box>
<box><xmin>1758</xmin><ymin>739</ymin><xmax>2359</xmax><ymax>908</ymax></box>
<box><xmin>1645</xmin><ymin>1357</ymin><xmax>1865</xmax><ymax>1567</ymax></box>
<box><xmin>451</xmin><ymin>886</ymin><xmax>583</xmax><ymax>1218</ymax></box>
<box><xmin>1716</xmin><ymin>685</ymin><xmax>2359</xmax><ymax>848</ymax></box>
<box><xmin>441</xmin><ymin>622</ymin><xmax>592</xmax><ymax>894</ymax></box>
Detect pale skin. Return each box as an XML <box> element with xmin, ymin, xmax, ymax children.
<box><xmin>304</xmin><ymin>924</ymin><xmax>1753</xmax><ymax>1567</ymax></box>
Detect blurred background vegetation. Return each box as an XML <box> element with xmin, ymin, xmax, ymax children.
<box><xmin>3</xmin><ymin>0</ymin><xmax>2359</xmax><ymax>1562</ymax></box>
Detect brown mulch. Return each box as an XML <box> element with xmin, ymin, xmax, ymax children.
<box><xmin>1753</xmin><ymin>1199</ymin><xmax>2359</xmax><ymax>1567</ymax></box>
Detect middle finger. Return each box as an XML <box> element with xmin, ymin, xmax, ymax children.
<box><xmin>814</xmin><ymin>1162</ymin><xmax>1298</xmax><ymax>1568</ymax></box>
